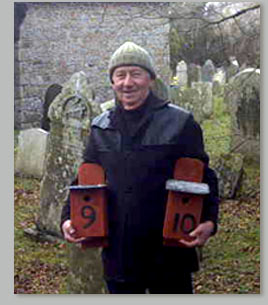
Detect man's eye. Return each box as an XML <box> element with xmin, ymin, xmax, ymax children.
<box><xmin>132</xmin><ymin>73</ymin><xmax>141</xmax><ymax>77</ymax></box>
<box><xmin>115</xmin><ymin>74</ymin><xmax>125</xmax><ymax>79</ymax></box>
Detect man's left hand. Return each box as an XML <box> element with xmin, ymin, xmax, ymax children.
<box><xmin>178</xmin><ymin>221</ymin><xmax>215</xmax><ymax>248</ymax></box>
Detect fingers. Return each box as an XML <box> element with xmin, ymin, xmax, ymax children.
<box><xmin>62</xmin><ymin>220</ymin><xmax>86</xmax><ymax>243</ymax></box>
<box><xmin>179</xmin><ymin>238</ymin><xmax>199</xmax><ymax>248</ymax></box>
<box><xmin>178</xmin><ymin>223</ymin><xmax>212</xmax><ymax>248</ymax></box>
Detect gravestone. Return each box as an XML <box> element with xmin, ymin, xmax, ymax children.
<box><xmin>191</xmin><ymin>82</ymin><xmax>213</xmax><ymax>122</ymax></box>
<box><xmin>213</xmin><ymin>153</ymin><xmax>244</xmax><ymax>199</ymax></box>
<box><xmin>213</xmin><ymin>67</ymin><xmax>226</xmax><ymax>85</ymax></box>
<box><xmin>213</xmin><ymin>67</ymin><xmax>226</xmax><ymax>96</ymax></box>
<box><xmin>187</xmin><ymin>63</ymin><xmax>201</xmax><ymax>87</ymax></box>
<box><xmin>175</xmin><ymin>60</ymin><xmax>188</xmax><ymax>87</ymax></box>
<box><xmin>38</xmin><ymin>71</ymin><xmax>104</xmax><ymax>293</ymax></box>
<box><xmin>38</xmin><ymin>71</ymin><xmax>100</xmax><ymax>235</ymax></box>
<box><xmin>225</xmin><ymin>68</ymin><xmax>260</xmax><ymax>162</ymax></box>
<box><xmin>201</xmin><ymin>59</ymin><xmax>215</xmax><ymax>83</ymax></box>
<box><xmin>15</xmin><ymin>128</ymin><xmax>48</xmax><ymax>179</ymax></box>
<box><xmin>100</xmin><ymin>99</ymin><xmax>115</xmax><ymax>112</ymax></box>
<box><xmin>170</xmin><ymin>82</ymin><xmax>213</xmax><ymax>124</ymax></box>
<box><xmin>226</xmin><ymin>56</ymin><xmax>239</xmax><ymax>82</ymax></box>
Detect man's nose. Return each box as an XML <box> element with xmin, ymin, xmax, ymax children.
<box><xmin>123</xmin><ymin>74</ymin><xmax>134</xmax><ymax>86</ymax></box>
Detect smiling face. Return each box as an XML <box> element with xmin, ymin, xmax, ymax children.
<box><xmin>111</xmin><ymin>66</ymin><xmax>153</xmax><ymax>110</ymax></box>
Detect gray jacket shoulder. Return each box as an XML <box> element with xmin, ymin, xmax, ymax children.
<box><xmin>154</xmin><ymin>102</ymin><xmax>192</xmax><ymax>124</ymax></box>
<box><xmin>91</xmin><ymin>109</ymin><xmax>112</xmax><ymax>129</ymax></box>
<box><xmin>165</xmin><ymin>103</ymin><xmax>191</xmax><ymax>117</ymax></box>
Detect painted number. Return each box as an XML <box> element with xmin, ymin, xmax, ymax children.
<box><xmin>173</xmin><ymin>213</ymin><xmax>196</xmax><ymax>234</ymax></box>
<box><xmin>81</xmin><ymin>205</ymin><xmax>96</xmax><ymax>229</ymax></box>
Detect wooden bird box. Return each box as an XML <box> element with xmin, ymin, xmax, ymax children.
<box><xmin>163</xmin><ymin>158</ymin><xmax>210</xmax><ymax>246</ymax></box>
<box><xmin>69</xmin><ymin>163</ymin><xmax>108</xmax><ymax>249</ymax></box>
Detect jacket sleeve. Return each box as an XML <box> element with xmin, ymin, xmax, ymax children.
<box><xmin>179</xmin><ymin>114</ymin><xmax>220</xmax><ymax>235</ymax></box>
<box><xmin>60</xmin><ymin>128</ymin><xmax>100</xmax><ymax>232</ymax></box>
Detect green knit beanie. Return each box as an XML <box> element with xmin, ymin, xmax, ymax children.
<box><xmin>109</xmin><ymin>41</ymin><xmax>156</xmax><ymax>81</ymax></box>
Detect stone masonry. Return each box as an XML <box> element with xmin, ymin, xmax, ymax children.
<box><xmin>15</xmin><ymin>2</ymin><xmax>170</xmax><ymax>129</ymax></box>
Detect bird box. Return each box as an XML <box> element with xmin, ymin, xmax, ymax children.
<box><xmin>69</xmin><ymin>163</ymin><xmax>108</xmax><ymax>249</ymax></box>
<box><xmin>163</xmin><ymin>158</ymin><xmax>210</xmax><ymax>246</ymax></box>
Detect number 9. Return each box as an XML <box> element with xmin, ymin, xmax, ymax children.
<box><xmin>81</xmin><ymin>205</ymin><xmax>96</xmax><ymax>229</ymax></box>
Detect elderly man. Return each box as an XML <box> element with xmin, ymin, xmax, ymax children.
<box><xmin>61</xmin><ymin>42</ymin><xmax>219</xmax><ymax>294</ymax></box>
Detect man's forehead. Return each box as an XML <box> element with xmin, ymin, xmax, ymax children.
<box><xmin>113</xmin><ymin>66</ymin><xmax>147</xmax><ymax>73</ymax></box>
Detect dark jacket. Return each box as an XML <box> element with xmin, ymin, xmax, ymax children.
<box><xmin>61</xmin><ymin>92</ymin><xmax>219</xmax><ymax>283</ymax></box>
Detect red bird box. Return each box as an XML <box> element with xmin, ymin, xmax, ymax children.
<box><xmin>69</xmin><ymin>163</ymin><xmax>108</xmax><ymax>249</ymax></box>
<box><xmin>163</xmin><ymin>158</ymin><xmax>209</xmax><ymax>246</ymax></box>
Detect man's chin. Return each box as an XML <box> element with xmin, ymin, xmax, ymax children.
<box><xmin>121</xmin><ymin>100</ymin><xmax>143</xmax><ymax>110</ymax></box>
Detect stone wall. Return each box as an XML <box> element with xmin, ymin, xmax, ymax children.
<box><xmin>15</xmin><ymin>2</ymin><xmax>170</xmax><ymax>129</ymax></box>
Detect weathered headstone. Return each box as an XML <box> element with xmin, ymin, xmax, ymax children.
<box><xmin>224</xmin><ymin>68</ymin><xmax>260</xmax><ymax>198</ymax></box>
<box><xmin>15</xmin><ymin>128</ymin><xmax>48</xmax><ymax>179</ymax></box>
<box><xmin>169</xmin><ymin>81</ymin><xmax>213</xmax><ymax>124</ymax></box>
<box><xmin>169</xmin><ymin>85</ymin><xmax>196</xmax><ymax>115</ymax></box>
<box><xmin>225</xmin><ymin>68</ymin><xmax>260</xmax><ymax>162</ymax></box>
<box><xmin>175</xmin><ymin>60</ymin><xmax>188</xmax><ymax>87</ymax></box>
<box><xmin>226</xmin><ymin>56</ymin><xmax>239</xmax><ymax>82</ymax></box>
<box><xmin>38</xmin><ymin>71</ymin><xmax>104</xmax><ymax>293</ymax></box>
<box><xmin>213</xmin><ymin>153</ymin><xmax>244</xmax><ymax>199</ymax></box>
<box><xmin>191</xmin><ymin>82</ymin><xmax>213</xmax><ymax>122</ymax></box>
<box><xmin>201</xmin><ymin>59</ymin><xmax>215</xmax><ymax>83</ymax></box>
<box><xmin>213</xmin><ymin>67</ymin><xmax>226</xmax><ymax>96</ymax></box>
<box><xmin>187</xmin><ymin>63</ymin><xmax>201</xmax><ymax>87</ymax></box>
<box><xmin>213</xmin><ymin>67</ymin><xmax>226</xmax><ymax>85</ymax></box>
<box><xmin>100</xmin><ymin>99</ymin><xmax>115</xmax><ymax>112</ymax></box>
<box><xmin>38</xmin><ymin>71</ymin><xmax>100</xmax><ymax>235</ymax></box>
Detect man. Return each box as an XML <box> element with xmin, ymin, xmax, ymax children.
<box><xmin>61</xmin><ymin>41</ymin><xmax>219</xmax><ymax>294</ymax></box>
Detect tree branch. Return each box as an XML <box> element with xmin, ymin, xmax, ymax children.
<box><xmin>207</xmin><ymin>4</ymin><xmax>260</xmax><ymax>26</ymax></box>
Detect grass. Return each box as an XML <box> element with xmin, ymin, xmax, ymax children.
<box><xmin>201</xmin><ymin>96</ymin><xmax>232</xmax><ymax>161</ymax></box>
<box><xmin>14</xmin><ymin>176</ymin><xmax>69</xmax><ymax>294</ymax></box>
<box><xmin>194</xmin><ymin>194</ymin><xmax>260</xmax><ymax>293</ymax></box>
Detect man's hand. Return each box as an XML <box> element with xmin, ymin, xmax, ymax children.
<box><xmin>61</xmin><ymin>220</ymin><xmax>86</xmax><ymax>243</ymax></box>
<box><xmin>179</xmin><ymin>221</ymin><xmax>215</xmax><ymax>248</ymax></box>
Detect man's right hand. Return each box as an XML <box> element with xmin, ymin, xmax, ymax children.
<box><xmin>61</xmin><ymin>220</ymin><xmax>86</xmax><ymax>243</ymax></box>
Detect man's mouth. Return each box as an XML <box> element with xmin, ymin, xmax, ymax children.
<box><xmin>122</xmin><ymin>90</ymin><xmax>136</xmax><ymax>94</ymax></box>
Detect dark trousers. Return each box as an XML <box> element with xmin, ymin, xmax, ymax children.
<box><xmin>106</xmin><ymin>273</ymin><xmax>193</xmax><ymax>294</ymax></box>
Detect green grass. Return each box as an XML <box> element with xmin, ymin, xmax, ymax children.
<box><xmin>14</xmin><ymin>176</ymin><xmax>69</xmax><ymax>294</ymax></box>
<box><xmin>202</xmin><ymin>96</ymin><xmax>232</xmax><ymax>160</ymax></box>
<box><xmin>194</xmin><ymin>196</ymin><xmax>260</xmax><ymax>294</ymax></box>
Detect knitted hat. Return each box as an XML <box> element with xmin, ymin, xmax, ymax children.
<box><xmin>109</xmin><ymin>41</ymin><xmax>156</xmax><ymax>80</ymax></box>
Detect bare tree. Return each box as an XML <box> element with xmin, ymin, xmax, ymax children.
<box><xmin>167</xmin><ymin>2</ymin><xmax>260</xmax><ymax>73</ymax></box>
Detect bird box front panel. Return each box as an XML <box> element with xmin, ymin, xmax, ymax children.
<box><xmin>70</xmin><ymin>188</ymin><xmax>108</xmax><ymax>238</ymax></box>
<box><xmin>163</xmin><ymin>191</ymin><xmax>204</xmax><ymax>243</ymax></box>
